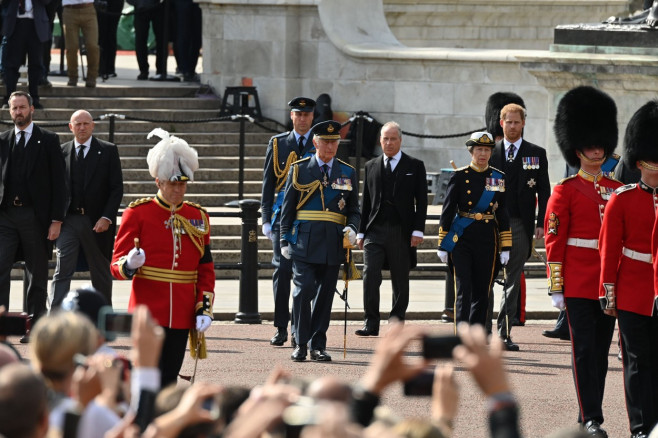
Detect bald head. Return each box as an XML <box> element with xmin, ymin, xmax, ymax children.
<box><xmin>69</xmin><ymin>110</ymin><xmax>95</xmax><ymax>144</ymax></box>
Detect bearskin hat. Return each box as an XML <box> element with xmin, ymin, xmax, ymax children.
<box><xmin>554</xmin><ymin>86</ymin><xmax>618</xmax><ymax>167</ymax></box>
<box><xmin>624</xmin><ymin>99</ymin><xmax>658</xmax><ymax>166</ymax></box>
<box><xmin>485</xmin><ymin>92</ymin><xmax>526</xmax><ymax>139</ymax></box>
<box><xmin>146</xmin><ymin>128</ymin><xmax>199</xmax><ymax>182</ymax></box>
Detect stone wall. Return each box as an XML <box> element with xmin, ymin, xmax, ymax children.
<box><xmin>384</xmin><ymin>0</ymin><xmax>632</xmax><ymax>50</ymax></box>
<box><xmin>197</xmin><ymin>0</ymin><xmax>658</xmax><ymax>182</ymax></box>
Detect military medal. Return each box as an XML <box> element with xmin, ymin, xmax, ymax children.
<box><xmin>599</xmin><ymin>186</ymin><xmax>614</xmax><ymax>200</ymax></box>
<box><xmin>338</xmin><ymin>197</ymin><xmax>346</xmax><ymax>211</ymax></box>
<box><xmin>322</xmin><ymin>174</ymin><xmax>329</xmax><ymax>187</ymax></box>
<box><xmin>485</xmin><ymin>177</ymin><xmax>505</xmax><ymax>192</ymax></box>
<box><xmin>527</xmin><ymin>178</ymin><xmax>536</xmax><ymax>188</ymax></box>
<box><xmin>522</xmin><ymin>157</ymin><xmax>539</xmax><ymax>170</ymax></box>
<box><xmin>332</xmin><ymin>178</ymin><xmax>353</xmax><ymax>191</ymax></box>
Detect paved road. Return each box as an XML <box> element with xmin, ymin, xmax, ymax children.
<box><xmin>7</xmin><ymin>320</ymin><xmax>629</xmax><ymax>438</ymax></box>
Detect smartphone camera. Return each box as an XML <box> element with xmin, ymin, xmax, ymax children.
<box><xmin>422</xmin><ymin>334</ymin><xmax>461</xmax><ymax>359</ymax></box>
<box><xmin>98</xmin><ymin>306</ymin><xmax>133</xmax><ymax>341</ymax></box>
<box><xmin>0</xmin><ymin>312</ymin><xmax>30</xmax><ymax>336</ymax></box>
<box><xmin>403</xmin><ymin>370</ymin><xmax>434</xmax><ymax>397</ymax></box>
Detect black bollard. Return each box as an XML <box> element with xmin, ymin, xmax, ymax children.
<box><xmin>234</xmin><ymin>199</ymin><xmax>262</xmax><ymax>324</ymax></box>
<box><xmin>108</xmin><ymin>114</ymin><xmax>116</xmax><ymax>144</ymax></box>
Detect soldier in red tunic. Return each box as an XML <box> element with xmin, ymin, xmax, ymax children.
<box><xmin>111</xmin><ymin>129</ymin><xmax>214</xmax><ymax>387</ymax></box>
<box><xmin>601</xmin><ymin>100</ymin><xmax>658</xmax><ymax>438</ymax></box>
<box><xmin>545</xmin><ymin>86</ymin><xmax>622</xmax><ymax>438</ymax></box>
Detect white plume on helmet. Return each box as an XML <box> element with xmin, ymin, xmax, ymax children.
<box><xmin>146</xmin><ymin>128</ymin><xmax>199</xmax><ymax>181</ymax></box>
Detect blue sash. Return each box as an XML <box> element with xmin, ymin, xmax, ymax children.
<box><xmin>441</xmin><ymin>169</ymin><xmax>502</xmax><ymax>252</ymax></box>
<box><xmin>601</xmin><ymin>154</ymin><xmax>619</xmax><ymax>176</ymax></box>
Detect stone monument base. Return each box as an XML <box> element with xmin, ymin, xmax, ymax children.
<box><xmin>554</xmin><ymin>23</ymin><xmax>658</xmax><ymax>50</ymax></box>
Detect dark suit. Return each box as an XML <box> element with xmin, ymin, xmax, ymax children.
<box><xmin>2</xmin><ymin>0</ymin><xmax>52</xmax><ymax>105</ymax></box>
<box><xmin>280</xmin><ymin>155</ymin><xmax>360</xmax><ymax>350</ymax></box>
<box><xmin>50</xmin><ymin>137</ymin><xmax>123</xmax><ymax>307</ymax></box>
<box><xmin>490</xmin><ymin>139</ymin><xmax>550</xmax><ymax>337</ymax></box>
<box><xmin>0</xmin><ymin>124</ymin><xmax>66</xmax><ymax>319</ymax></box>
<box><xmin>358</xmin><ymin>152</ymin><xmax>427</xmax><ymax>327</ymax></box>
<box><xmin>261</xmin><ymin>131</ymin><xmax>315</xmax><ymax>331</ymax></box>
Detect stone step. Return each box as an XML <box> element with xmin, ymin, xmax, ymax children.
<box><xmin>118</xmin><ymin>156</ymin><xmax>264</xmax><ymax>169</ymax></box>
<box><xmin>115</xmin><ymin>144</ymin><xmax>269</xmax><ymax>157</ymax></box>
<box><xmin>9</xmin><ymin>85</ymin><xmax>204</xmax><ymax>98</ymax></box>
<box><xmin>103</xmin><ymin>132</ymin><xmax>274</xmax><ymax>144</ymax></box>
<box><xmin>123</xmin><ymin>181</ymin><xmax>265</xmax><ymax>193</ymax></box>
<box><xmin>38</xmin><ymin>97</ymin><xmax>222</xmax><ymax>111</ymax></box>
<box><xmin>122</xmin><ymin>168</ymin><xmax>265</xmax><ymax>181</ymax></box>
<box><xmin>122</xmin><ymin>193</ymin><xmax>263</xmax><ymax>206</ymax></box>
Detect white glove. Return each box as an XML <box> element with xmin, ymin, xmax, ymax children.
<box><xmin>551</xmin><ymin>293</ymin><xmax>566</xmax><ymax>310</ymax></box>
<box><xmin>126</xmin><ymin>248</ymin><xmax>146</xmax><ymax>270</ymax></box>
<box><xmin>500</xmin><ymin>250</ymin><xmax>510</xmax><ymax>265</ymax></box>
<box><xmin>196</xmin><ymin>315</ymin><xmax>212</xmax><ymax>333</ymax></box>
<box><xmin>281</xmin><ymin>244</ymin><xmax>291</xmax><ymax>260</ymax></box>
<box><xmin>343</xmin><ymin>226</ymin><xmax>357</xmax><ymax>245</ymax></box>
<box><xmin>262</xmin><ymin>222</ymin><xmax>272</xmax><ymax>240</ymax></box>
<box><xmin>437</xmin><ymin>249</ymin><xmax>448</xmax><ymax>263</ymax></box>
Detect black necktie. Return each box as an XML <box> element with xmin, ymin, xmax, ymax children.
<box><xmin>507</xmin><ymin>144</ymin><xmax>516</xmax><ymax>162</ymax></box>
<box><xmin>298</xmin><ymin>136</ymin><xmax>305</xmax><ymax>154</ymax></box>
<box><xmin>18</xmin><ymin>0</ymin><xmax>25</xmax><ymax>15</ymax></box>
<box><xmin>16</xmin><ymin>131</ymin><xmax>25</xmax><ymax>149</ymax></box>
<box><xmin>385</xmin><ymin>157</ymin><xmax>393</xmax><ymax>176</ymax></box>
<box><xmin>77</xmin><ymin>145</ymin><xmax>86</xmax><ymax>161</ymax></box>
<box><xmin>322</xmin><ymin>163</ymin><xmax>329</xmax><ymax>177</ymax></box>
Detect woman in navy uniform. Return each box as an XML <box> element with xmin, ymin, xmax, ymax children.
<box><xmin>437</xmin><ymin>132</ymin><xmax>512</xmax><ymax>327</ymax></box>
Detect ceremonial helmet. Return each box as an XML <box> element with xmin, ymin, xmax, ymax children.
<box><xmin>146</xmin><ymin>128</ymin><xmax>199</xmax><ymax>181</ymax></box>
<box><xmin>485</xmin><ymin>92</ymin><xmax>526</xmax><ymax>139</ymax></box>
<box><xmin>624</xmin><ymin>99</ymin><xmax>658</xmax><ymax>166</ymax></box>
<box><xmin>554</xmin><ymin>86</ymin><xmax>618</xmax><ymax>167</ymax></box>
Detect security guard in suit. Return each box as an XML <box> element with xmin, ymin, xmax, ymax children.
<box><xmin>437</xmin><ymin>132</ymin><xmax>512</xmax><ymax>327</ymax></box>
<box><xmin>261</xmin><ymin>97</ymin><xmax>316</xmax><ymax>347</ymax></box>
<box><xmin>279</xmin><ymin>120</ymin><xmax>360</xmax><ymax>362</ymax></box>
<box><xmin>600</xmin><ymin>100</ymin><xmax>658</xmax><ymax>438</ymax></box>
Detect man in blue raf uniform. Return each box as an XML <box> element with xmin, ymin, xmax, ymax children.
<box><xmin>279</xmin><ymin>120</ymin><xmax>360</xmax><ymax>362</ymax></box>
<box><xmin>261</xmin><ymin>97</ymin><xmax>316</xmax><ymax>347</ymax></box>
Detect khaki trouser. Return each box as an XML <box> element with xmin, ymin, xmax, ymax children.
<box><xmin>62</xmin><ymin>3</ymin><xmax>99</xmax><ymax>84</ymax></box>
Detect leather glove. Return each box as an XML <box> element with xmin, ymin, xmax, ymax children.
<box><xmin>126</xmin><ymin>248</ymin><xmax>146</xmax><ymax>270</ymax></box>
<box><xmin>262</xmin><ymin>222</ymin><xmax>272</xmax><ymax>240</ymax></box>
<box><xmin>281</xmin><ymin>244</ymin><xmax>291</xmax><ymax>260</ymax></box>
<box><xmin>437</xmin><ymin>249</ymin><xmax>448</xmax><ymax>263</ymax></box>
<box><xmin>499</xmin><ymin>250</ymin><xmax>510</xmax><ymax>265</ymax></box>
<box><xmin>551</xmin><ymin>293</ymin><xmax>566</xmax><ymax>311</ymax></box>
<box><xmin>196</xmin><ymin>315</ymin><xmax>212</xmax><ymax>333</ymax></box>
<box><xmin>343</xmin><ymin>226</ymin><xmax>357</xmax><ymax>245</ymax></box>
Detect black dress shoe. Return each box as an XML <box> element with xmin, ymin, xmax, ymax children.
<box><xmin>355</xmin><ymin>326</ymin><xmax>379</xmax><ymax>336</ymax></box>
<box><xmin>631</xmin><ymin>432</ymin><xmax>648</xmax><ymax>438</ymax></box>
<box><xmin>583</xmin><ymin>420</ymin><xmax>608</xmax><ymax>437</ymax></box>
<box><xmin>542</xmin><ymin>328</ymin><xmax>570</xmax><ymax>340</ymax></box>
<box><xmin>137</xmin><ymin>72</ymin><xmax>148</xmax><ymax>80</ymax></box>
<box><xmin>291</xmin><ymin>345</ymin><xmax>307</xmax><ymax>361</ymax></box>
<box><xmin>270</xmin><ymin>327</ymin><xmax>287</xmax><ymax>346</ymax></box>
<box><xmin>19</xmin><ymin>332</ymin><xmax>30</xmax><ymax>344</ymax></box>
<box><xmin>502</xmin><ymin>337</ymin><xmax>519</xmax><ymax>351</ymax></box>
<box><xmin>310</xmin><ymin>349</ymin><xmax>332</xmax><ymax>361</ymax></box>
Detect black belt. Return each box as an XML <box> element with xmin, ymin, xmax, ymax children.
<box><xmin>64</xmin><ymin>2</ymin><xmax>94</xmax><ymax>8</ymax></box>
<box><xmin>8</xmin><ymin>197</ymin><xmax>31</xmax><ymax>208</ymax></box>
<box><xmin>69</xmin><ymin>207</ymin><xmax>85</xmax><ymax>215</ymax></box>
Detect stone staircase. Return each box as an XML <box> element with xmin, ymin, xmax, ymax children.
<box><xmin>5</xmin><ymin>84</ymin><xmax>546</xmax><ymax>281</ymax></box>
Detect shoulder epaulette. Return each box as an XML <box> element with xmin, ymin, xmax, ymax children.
<box><xmin>184</xmin><ymin>201</ymin><xmax>208</xmax><ymax>213</ymax></box>
<box><xmin>128</xmin><ymin>197</ymin><xmax>152</xmax><ymax>208</ymax></box>
<box><xmin>489</xmin><ymin>165</ymin><xmax>505</xmax><ymax>175</ymax></box>
<box><xmin>557</xmin><ymin>175</ymin><xmax>578</xmax><ymax>185</ymax></box>
<box><xmin>293</xmin><ymin>156</ymin><xmax>311</xmax><ymax>165</ymax></box>
<box><xmin>336</xmin><ymin>158</ymin><xmax>355</xmax><ymax>169</ymax></box>
<box><xmin>271</xmin><ymin>131</ymin><xmax>290</xmax><ymax>140</ymax></box>
<box><xmin>614</xmin><ymin>183</ymin><xmax>636</xmax><ymax>195</ymax></box>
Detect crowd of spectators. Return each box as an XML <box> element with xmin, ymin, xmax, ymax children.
<box><xmin>2</xmin><ymin>287</ymin><xmax>641</xmax><ymax>438</ymax></box>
